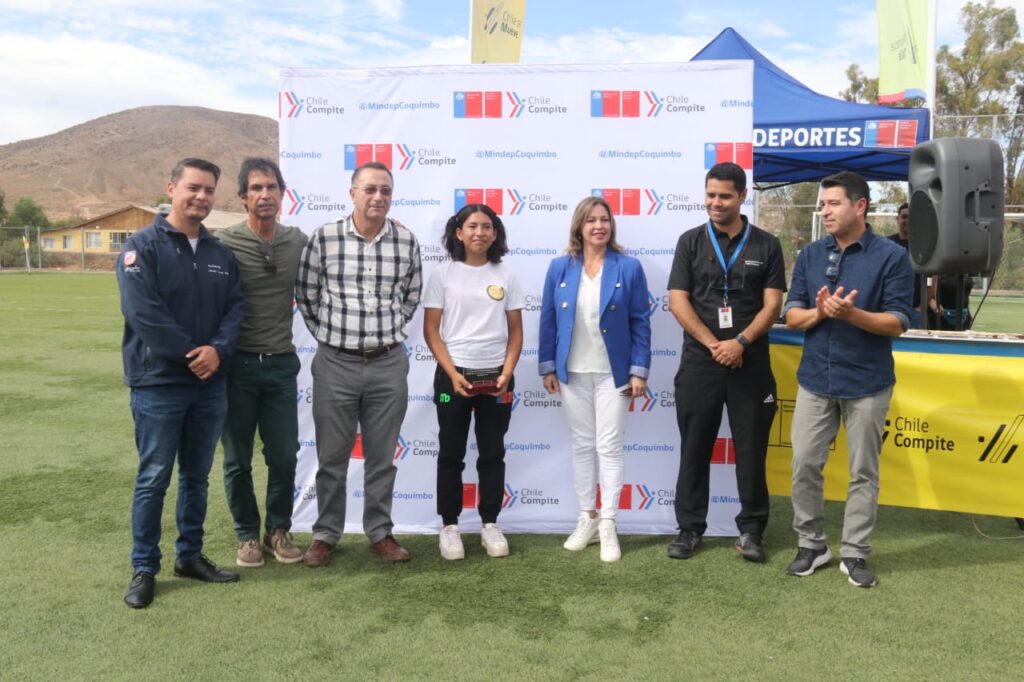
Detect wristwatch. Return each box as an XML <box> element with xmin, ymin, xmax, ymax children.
<box><xmin>735</xmin><ymin>334</ymin><xmax>750</xmax><ymax>350</ymax></box>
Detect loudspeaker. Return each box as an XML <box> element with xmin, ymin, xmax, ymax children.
<box><xmin>908</xmin><ymin>138</ymin><xmax>1003</xmax><ymax>274</ymax></box>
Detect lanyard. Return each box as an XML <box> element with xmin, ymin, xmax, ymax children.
<box><xmin>706</xmin><ymin>219</ymin><xmax>750</xmax><ymax>306</ymax></box>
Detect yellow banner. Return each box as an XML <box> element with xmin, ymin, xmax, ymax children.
<box><xmin>470</xmin><ymin>0</ymin><xmax>526</xmax><ymax>64</ymax></box>
<box><xmin>876</xmin><ymin>0</ymin><xmax>930</xmax><ymax>103</ymax></box>
<box><xmin>766</xmin><ymin>330</ymin><xmax>1024</xmax><ymax>517</ymax></box>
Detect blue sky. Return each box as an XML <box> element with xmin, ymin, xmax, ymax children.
<box><xmin>0</xmin><ymin>0</ymin><xmax>1021</xmax><ymax>145</ymax></box>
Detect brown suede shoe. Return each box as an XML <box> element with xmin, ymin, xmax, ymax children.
<box><xmin>369</xmin><ymin>534</ymin><xmax>410</xmax><ymax>562</ymax></box>
<box><xmin>302</xmin><ymin>539</ymin><xmax>334</xmax><ymax>567</ymax></box>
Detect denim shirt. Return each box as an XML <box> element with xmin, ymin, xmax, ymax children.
<box><xmin>783</xmin><ymin>226</ymin><xmax>913</xmax><ymax>399</ymax></box>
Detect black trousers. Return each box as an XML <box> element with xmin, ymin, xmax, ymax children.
<box><xmin>434</xmin><ymin>366</ymin><xmax>515</xmax><ymax>525</ymax></box>
<box><xmin>673</xmin><ymin>368</ymin><xmax>777</xmax><ymax>535</ymax></box>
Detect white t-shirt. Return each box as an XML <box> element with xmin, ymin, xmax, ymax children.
<box><xmin>566</xmin><ymin>266</ymin><xmax>612</xmax><ymax>373</ymax></box>
<box><xmin>423</xmin><ymin>260</ymin><xmax>525</xmax><ymax>368</ymax></box>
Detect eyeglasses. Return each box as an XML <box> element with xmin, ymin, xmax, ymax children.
<box><xmin>825</xmin><ymin>250</ymin><xmax>841</xmax><ymax>283</ymax></box>
<box><xmin>355</xmin><ymin>185</ymin><xmax>393</xmax><ymax>197</ymax></box>
<box><xmin>258</xmin><ymin>241</ymin><xmax>277</xmax><ymax>274</ymax></box>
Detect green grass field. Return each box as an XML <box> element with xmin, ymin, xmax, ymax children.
<box><xmin>1</xmin><ymin>272</ymin><xmax>1022</xmax><ymax>680</ymax></box>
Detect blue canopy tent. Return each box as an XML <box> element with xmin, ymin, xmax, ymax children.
<box><xmin>692</xmin><ymin>27</ymin><xmax>930</xmax><ymax>187</ymax></box>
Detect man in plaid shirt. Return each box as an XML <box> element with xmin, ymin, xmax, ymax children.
<box><xmin>295</xmin><ymin>161</ymin><xmax>422</xmax><ymax>565</ymax></box>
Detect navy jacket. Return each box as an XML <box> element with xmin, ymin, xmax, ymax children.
<box><xmin>538</xmin><ymin>250</ymin><xmax>652</xmax><ymax>387</ymax></box>
<box><xmin>116</xmin><ymin>214</ymin><xmax>245</xmax><ymax>387</ymax></box>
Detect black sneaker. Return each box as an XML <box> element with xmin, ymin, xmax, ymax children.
<box><xmin>786</xmin><ymin>546</ymin><xmax>832</xmax><ymax>576</ymax></box>
<box><xmin>735</xmin><ymin>533</ymin><xmax>766</xmax><ymax>563</ymax></box>
<box><xmin>840</xmin><ymin>557</ymin><xmax>877</xmax><ymax>587</ymax></box>
<box><xmin>667</xmin><ymin>530</ymin><xmax>702</xmax><ymax>560</ymax></box>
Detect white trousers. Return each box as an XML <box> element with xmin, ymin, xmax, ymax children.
<box><xmin>560</xmin><ymin>372</ymin><xmax>630</xmax><ymax>519</ymax></box>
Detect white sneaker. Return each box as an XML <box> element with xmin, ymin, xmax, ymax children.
<box><xmin>439</xmin><ymin>524</ymin><xmax>465</xmax><ymax>560</ymax></box>
<box><xmin>599</xmin><ymin>518</ymin><xmax>621</xmax><ymax>562</ymax></box>
<box><xmin>480</xmin><ymin>523</ymin><xmax>510</xmax><ymax>557</ymax></box>
<box><xmin>563</xmin><ymin>513</ymin><xmax>600</xmax><ymax>551</ymax></box>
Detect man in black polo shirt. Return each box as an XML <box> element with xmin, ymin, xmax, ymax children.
<box><xmin>666</xmin><ymin>162</ymin><xmax>786</xmax><ymax>562</ymax></box>
<box><xmin>887</xmin><ymin>202</ymin><xmax>933</xmax><ymax>328</ymax></box>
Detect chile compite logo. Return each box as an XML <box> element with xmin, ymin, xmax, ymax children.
<box><xmin>635</xmin><ymin>484</ymin><xmax>656</xmax><ymax>510</ymax></box>
<box><xmin>593</xmin><ymin>188</ymin><xmax>664</xmax><ymax>216</ymax></box>
<box><xmin>284</xmin><ymin>189</ymin><xmax>304</xmax><ymax>215</ymax></box>
<box><xmin>453</xmin><ymin>91</ymin><xmax>554</xmax><ymax>118</ymax></box>
<box><xmin>393</xmin><ymin>435</ymin><xmax>410</xmax><ymax>461</ymax></box>
<box><xmin>590</xmin><ymin>90</ymin><xmax>663</xmax><ymax>117</ymax></box>
<box><xmin>704</xmin><ymin>142</ymin><xmax>754</xmax><ymax>170</ymax></box>
<box><xmin>628</xmin><ymin>388</ymin><xmax>657</xmax><ymax>412</ymax></box>
<box><xmin>454</xmin><ymin>188</ymin><xmax>523</xmax><ymax>214</ymax></box>
<box><xmin>502</xmin><ymin>483</ymin><xmax>518</xmax><ymax>508</ymax></box>
<box><xmin>280</xmin><ymin>91</ymin><xmax>303</xmax><ymax>118</ymax></box>
<box><xmin>344</xmin><ymin>143</ymin><xmax>416</xmax><ymax>171</ymax></box>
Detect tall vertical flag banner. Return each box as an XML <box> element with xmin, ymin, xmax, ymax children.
<box><xmin>876</xmin><ymin>0</ymin><xmax>933</xmax><ymax>103</ymax></box>
<box><xmin>470</xmin><ymin>0</ymin><xmax>526</xmax><ymax>63</ymax></box>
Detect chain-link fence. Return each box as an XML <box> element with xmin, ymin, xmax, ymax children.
<box><xmin>0</xmin><ymin>225</ymin><xmax>120</xmax><ymax>271</ymax></box>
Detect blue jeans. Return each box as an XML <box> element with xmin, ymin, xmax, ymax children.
<box><xmin>129</xmin><ymin>381</ymin><xmax>227</xmax><ymax>574</ymax></box>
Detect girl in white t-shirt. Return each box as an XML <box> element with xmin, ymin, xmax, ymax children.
<box><xmin>422</xmin><ymin>204</ymin><xmax>524</xmax><ymax>560</ymax></box>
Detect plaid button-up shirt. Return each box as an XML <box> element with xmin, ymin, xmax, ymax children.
<box><xmin>296</xmin><ymin>215</ymin><xmax>422</xmax><ymax>350</ymax></box>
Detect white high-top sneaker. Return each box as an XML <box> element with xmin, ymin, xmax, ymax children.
<box><xmin>439</xmin><ymin>524</ymin><xmax>465</xmax><ymax>560</ymax></box>
<box><xmin>563</xmin><ymin>512</ymin><xmax>600</xmax><ymax>551</ymax></box>
<box><xmin>480</xmin><ymin>523</ymin><xmax>510</xmax><ymax>557</ymax></box>
<box><xmin>598</xmin><ymin>518</ymin><xmax>621</xmax><ymax>562</ymax></box>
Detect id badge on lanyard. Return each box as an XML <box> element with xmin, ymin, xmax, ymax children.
<box><xmin>707</xmin><ymin>220</ymin><xmax>749</xmax><ymax>330</ymax></box>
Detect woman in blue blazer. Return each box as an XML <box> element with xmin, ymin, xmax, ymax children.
<box><xmin>538</xmin><ymin>195</ymin><xmax>652</xmax><ymax>562</ymax></box>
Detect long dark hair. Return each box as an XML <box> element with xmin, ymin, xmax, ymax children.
<box><xmin>442</xmin><ymin>203</ymin><xmax>509</xmax><ymax>263</ymax></box>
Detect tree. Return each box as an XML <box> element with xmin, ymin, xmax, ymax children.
<box><xmin>841</xmin><ymin>2</ymin><xmax>1024</xmax><ymax>206</ymax></box>
<box><xmin>839</xmin><ymin>65</ymin><xmax>923</xmax><ymax>107</ymax></box>
<box><xmin>936</xmin><ymin>0</ymin><xmax>1024</xmax><ymax>205</ymax></box>
<box><xmin>839</xmin><ymin>65</ymin><xmax>878</xmax><ymax>104</ymax></box>
<box><xmin>7</xmin><ymin>197</ymin><xmax>50</xmax><ymax>228</ymax></box>
<box><xmin>0</xmin><ymin>189</ymin><xmax>7</xmax><ymax>225</ymax></box>
<box><xmin>51</xmin><ymin>214</ymin><xmax>87</xmax><ymax>229</ymax></box>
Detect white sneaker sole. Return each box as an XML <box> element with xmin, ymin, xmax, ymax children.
<box><xmin>236</xmin><ymin>556</ymin><xmax>265</xmax><ymax>568</ymax></box>
<box><xmin>482</xmin><ymin>541</ymin><xmax>509</xmax><ymax>558</ymax></box>
<box><xmin>839</xmin><ymin>560</ymin><xmax>877</xmax><ymax>587</ymax></box>
<box><xmin>788</xmin><ymin>548</ymin><xmax>832</xmax><ymax>577</ymax></box>
<box><xmin>563</xmin><ymin>530</ymin><xmax>600</xmax><ymax>551</ymax></box>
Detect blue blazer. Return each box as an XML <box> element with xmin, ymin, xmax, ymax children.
<box><xmin>538</xmin><ymin>250</ymin><xmax>652</xmax><ymax>387</ymax></box>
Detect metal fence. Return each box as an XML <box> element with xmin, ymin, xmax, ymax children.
<box><xmin>0</xmin><ymin>225</ymin><xmax>119</xmax><ymax>271</ymax></box>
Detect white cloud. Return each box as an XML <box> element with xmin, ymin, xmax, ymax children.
<box><xmin>0</xmin><ymin>32</ymin><xmax>268</xmax><ymax>144</ymax></box>
<box><xmin>522</xmin><ymin>29</ymin><xmax>708</xmax><ymax>65</ymax></box>
<box><xmin>754</xmin><ymin>22</ymin><xmax>790</xmax><ymax>39</ymax></box>
<box><xmin>368</xmin><ymin>0</ymin><xmax>404</xmax><ymax>21</ymax></box>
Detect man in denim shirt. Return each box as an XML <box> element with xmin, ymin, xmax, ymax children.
<box><xmin>783</xmin><ymin>171</ymin><xmax>913</xmax><ymax>588</ymax></box>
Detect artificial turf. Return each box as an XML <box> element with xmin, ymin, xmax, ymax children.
<box><xmin>1</xmin><ymin>272</ymin><xmax>1021</xmax><ymax>680</ymax></box>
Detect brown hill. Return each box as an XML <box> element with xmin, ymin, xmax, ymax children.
<box><xmin>0</xmin><ymin>106</ymin><xmax>277</xmax><ymax>221</ymax></box>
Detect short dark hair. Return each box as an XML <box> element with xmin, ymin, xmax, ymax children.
<box><xmin>821</xmin><ymin>171</ymin><xmax>871</xmax><ymax>214</ymax></box>
<box><xmin>170</xmin><ymin>158</ymin><xmax>220</xmax><ymax>184</ymax></box>
<box><xmin>351</xmin><ymin>161</ymin><xmax>393</xmax><ymax>186</ymax></box>
<box><xmin>237</xmin><ymin>158</ymin><xmax>286</xmax><ymax>197</ymax></box>
<box><xmin>705</xmin><ymin>162</ymin><xmax>746</xmax><ymax>193</ymax></box>
<box><xmin>898</xmin><ymin>202</ymin><xmax>909</xmax><ymax>213</ymax></box>
<box><xmin>442</xmin><ymin>204</ymin><xmax>509</xmax><ymax>264</ymax></box>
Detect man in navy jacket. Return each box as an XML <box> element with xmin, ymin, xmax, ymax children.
<box><xmin>117</xmin><ymin>158</ymin><xmax>245</xmax><ymax>608</ymax></box>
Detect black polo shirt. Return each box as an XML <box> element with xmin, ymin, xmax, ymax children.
<box><xmin>668</xmin><ymin>217</ymin><xmax>786</xmax><ymax>373</ymax></box>
<box><xmin>887</xmin><ymin>234</ymin><xmax>922</xmax><ymax>307</ymax></box>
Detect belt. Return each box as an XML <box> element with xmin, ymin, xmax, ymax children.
<box><xmin>336</xmin><ymin>342</ymin><xmax>400</xmax><ymax>360</ymax></box>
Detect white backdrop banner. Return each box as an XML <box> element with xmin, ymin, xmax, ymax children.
<box><xmin>279</xmin><ymin>62</ymin><xmax>753</xmax><ymax>536</ymax></box>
